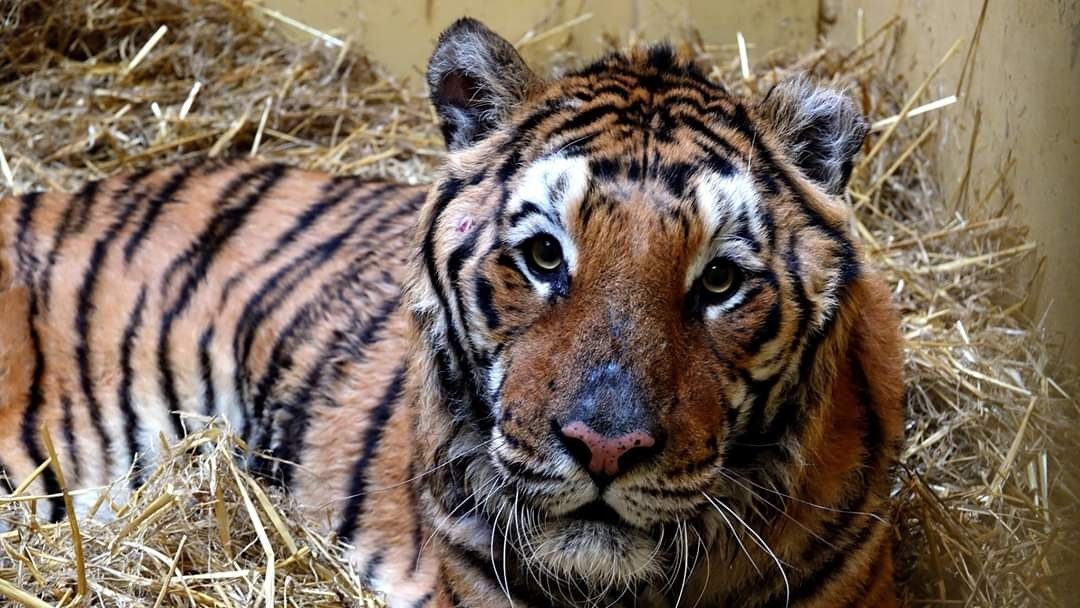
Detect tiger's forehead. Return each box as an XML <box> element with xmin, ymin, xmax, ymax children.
<box><xmin>504</xmin><ymin>154</ymin><xmax>762</xmax><ymax>229</ymax></box>
<box><xmin>506</xmin><ymin>155</ymin><xmax>590</xmax><ymax>225</ymax></box>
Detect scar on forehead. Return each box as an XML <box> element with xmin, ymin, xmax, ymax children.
<box><xmin>456</xmin><ymin>216</ymin><xmax>474</xmax><ymax>233</ymax></box>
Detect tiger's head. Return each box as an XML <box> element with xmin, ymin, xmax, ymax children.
<box><xmin>408</xmin><ymin>18</ymin><xmax>879</xmax><ymax>594</ymax></box>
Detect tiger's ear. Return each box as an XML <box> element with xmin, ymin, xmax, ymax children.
<box><xmin>427</xmin><ymin>18</ymin><xmax>537</xmax><ymax>151</ymax></box>
<box><xmin>756</xmin><ymin>77</ymin><xmax>868</xmax><ymax>196</ymax></box>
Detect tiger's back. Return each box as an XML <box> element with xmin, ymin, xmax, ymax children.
<box><xmin>0</xmin><ymin>160</ymin><xmax>440</xmax><ymax>605</ymax></box>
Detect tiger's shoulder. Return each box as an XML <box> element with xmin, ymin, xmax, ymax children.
<box><xmin>0</xmin><ymin>157</ymin><xmax>427</xmax><ymax>514</ymax></box>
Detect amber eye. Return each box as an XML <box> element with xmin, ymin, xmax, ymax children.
<box><xmin>527</xmin><ymin>234</ymin><xmax>564</xmax><ymax>272</ymax></box>
<box><xmin>701</xmin><ymin>259</ymin><xmax>739</xmax><ymax>296</ymax></box>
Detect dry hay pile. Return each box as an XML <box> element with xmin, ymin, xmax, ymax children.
<box><xmin>0</xmin><ymin>1</ymin><xmax>1077</xmax><ymax>606</ymax></box>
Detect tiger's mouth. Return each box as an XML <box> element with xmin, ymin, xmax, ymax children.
<box><xmin>519</xmin><ymin>502</ymin><xmax>670</xmax><ymax>588</ymax></box>
<box><xmin>567</xmin><ymin>500</ymin><xmax>626</xmax><ymax>525</ymax></box>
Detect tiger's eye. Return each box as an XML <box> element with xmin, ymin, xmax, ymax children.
<box><xmin>702</xmin><ymin>259</ymin><xmax>737</xmax><ymax>295</ymax></box>
<box><xmin>529</xmin><ymin>235</ymin><xmax>563</xmax><ymax>271</ymax></box>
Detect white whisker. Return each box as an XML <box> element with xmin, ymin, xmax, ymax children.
<box><xmin>720</xmin><ymin>469</ymin><xmax>885</xmax><ymax>523</ymax></box>
<box><xmin>689</xmin><ymin>524</ymin><xmax>711</xmax><ymax>608</ymax></box>
<box><xmin>674</xmin><ymin>520</ymin><xmax>691</xmax><ymax>608</ymax></box>
<box><xmin>703</xmin><ymin>492</ymin><xmax>790</xmax><ymax>608</ymax></box>
<box><xmin>702</xmin><ymin>492</ymin><xmax>761</xmax><ymax>575</ymax></box>
<box><xmin>490</xmin><ymin>500</ymin><xmax>515</xmax><ymax>606</ymax></box>
<box><xmin>717</xmin><ymin>469</ymin><xmax>848</xmax><ymax>551</ymax></box>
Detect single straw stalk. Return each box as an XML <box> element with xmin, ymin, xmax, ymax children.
<box><xmin>856</xmin><ymin>37</ymin><xmax>963</xmax><ymax>174</ymax></box>
<box><xmin>39</xmin><ymin>427</ymin><xmax>87</xmax><ymax>603</ymax></box>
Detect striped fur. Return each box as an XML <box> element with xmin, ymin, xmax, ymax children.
<box><xmin>0</xmin><ymin>18</ymin><xmax>903</xmax><ymax>608</ymax></box>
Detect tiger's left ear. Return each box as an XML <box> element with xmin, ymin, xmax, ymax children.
<box><xmin>427</xmin><ymin>18</ymin><xmax>538</xmax><ymax>151</ymax></box>
<box><xmin>756</xmin><ymin>77</ymin><xmax>868</xmax><ymax>195</ymax></box>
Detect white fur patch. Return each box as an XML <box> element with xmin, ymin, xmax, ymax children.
<box><xmin>528</xmin><ymin>521</ymin><xmax>664</xmax><ymax>591</ymax></box>
<box><xmin>485</xmin><ymin>357</ymin><xmax>506</xmax><ymax>414</ymax></box>
<box><xmin>687</xmin><ymin>172</ymin><xmax>768</xmax><ymax>319</ymax></box>
<box><xmin>503</xmin><ymin>155</ymin><xmax>589</xmax><ymax>292</ymax></box>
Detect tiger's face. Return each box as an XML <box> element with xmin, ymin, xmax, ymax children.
<box><xmin>413</xmin><ymin>20</ymin><xmax>868</xmax><ymax>591</ymax></box>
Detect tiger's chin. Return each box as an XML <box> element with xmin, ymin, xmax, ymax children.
<box><xmin>527</xmin><ymin>517</ymin><xmax>664</xmax><ymax>587</ymax></box>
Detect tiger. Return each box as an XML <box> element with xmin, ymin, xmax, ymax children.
<box><xmin>0</xmin><ymin>17</ymin><xmax>904</xmax><ymax>608</ymax></box>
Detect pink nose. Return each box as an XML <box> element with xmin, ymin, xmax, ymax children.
<box><xmin>559</xmin><ymin>421</ymin><xmax>657</xmax><ymax>477</ymax></box>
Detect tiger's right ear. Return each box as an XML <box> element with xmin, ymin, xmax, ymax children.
<box><xmin>427</xmin><ymin>18</ymin><xmax>538</xmax><ymax>151</ymax></box>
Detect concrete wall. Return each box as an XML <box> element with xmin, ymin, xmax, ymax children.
<box><xmin>263</xmin><ymin>0</ymin><xmax>819</xmax><ymax>82</ymax></box>
<box><xmin>823</xmin><ymin>0</ymin><xmax>1080</xmax><ymax>363</ymax></box>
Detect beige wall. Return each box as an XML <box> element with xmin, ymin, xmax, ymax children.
<box><xmin>264</xmin><ymin>0</ymin><xmax>818</xmax><ymax>81</ymax></box>
<box><xmin>824</xmin><ymin>0</ymin><xmax>1080</xmax><ymax>363</ymax></box>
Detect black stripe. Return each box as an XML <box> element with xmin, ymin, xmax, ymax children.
<box><xmin>13</xmin><ymin>192</ymin><xmax>42</xmax><ymax>281</ymax></box>
<box><xmin>552</xmin><ymin>103</ymin><xmax>621</xmax><ymax>137</ymax></box>
<box><xmin>506</xmin><ymin>200</ymin><xmax>550</xmax><ymax>230</ymax></box>
<box><xmin>446</xmin><ymin>231</ymin><xmax>479</xmax><ymax>331</ymax></box>
<box><xmin>761</xmin><ymin>348</ymin><xmax>887</xmax><ymax>607</ymax></box>
<box><xmin>731</xmin><ymin>103</ymin><xmax>860</xmax><ymax>284</ymax></box>
<box><xmin>41</xmin><ymin>180</ymin><xmax>99</xmax><ymax>308</ymax></box>
<box><xmin>235</xmin><ymin>187</ymin><xmax>412</xmax><ymax>439</ymax></box>
<box><xmin>640</xmin><ymin>111</ymin><xmax>652</xmax><ymax>180</ymax></box>
<box><xmin>267</xmin><ymin>177</ymin><xmax>360</xmax><ymax>254</ymax></box>
<box><xmin>361</xmin><ymin>550</ymin><xmax>384</xmax><ymax>585</ymax></box>
<box><xmin>198</xmin><ymin>326</ymin><xmax>216</xmax><ymax>417</ymax></box>
<box><xmin>836</xmin><ymin>531</ymin><xmax>891</xmax><ymax>608</ymax></box>
<box><xmin>473</xmin><ymin>276</ymin><xmax>500</xmax><ymax>329</ymax></box>
<box><xmin>553</xmin><ymin>130</ymin><xmax>601</xmax><ymax>157</ymax></box>
<box><xmin>656</xmin><ymin>161</ymin><xmax>697</xmax><ymax>199</ymax></box>
<box><xmin>74</xmin><ymin>166</ymin><xmax>184</xmax><ymax>481</ymax></box>
<box><xmin>158</xmin><ymin>164</ymin><xmax>288</xmax><ymax>440</ymax></box>
<box><xmin>216</xmin><ymin>176</ymin><xmax>364</xmax><ymax>306</ymax></box>
<box><xmin>745</xmin><ymin>272</ymin><xmax>782</xmax><ymax>353</ymax></box>
<box><xmin>727</xmin><ymin>236</ymin><xmax>820</xmax><ymax>468</ymax></box>
<box><xmin>422</xmin><ymin>178</ymin><xmax>489</xmax><ymax>428</ymax></box>
<box><xmin>589</xmin><ymin>82</ymin><xmax>633</xmax><ymax>98</ymax></box>
<box><xmin>16</xmin><ymin>189</ymin><xmax>65</xmax><ymax>520</ymax></box>
<box><xmin>769</xmin><ymin>516</ymin><xmax>880</xmax><ymax>606</ymax></box>
<box><xmin>442</xmin><ymin>575</ymin><xmax>463</xmax><ymax>608</ymax></box>
<box><xmin>59</xmin><ymin>395</ymin><xmax>81</xmax><ymax>480</ymax></box>
<box><xmin>443</xmin><ymin>540</ymin><xmax>555</xmax><ymax>607</ymax></box>
<box><xmin>784</xmin><ymin>242</ymin><xmax>815</xmax><ymax>340</ymax></box>
<box><xmin>266</xmin><ymin>292</ymin><xmax>403</xmax><ymax>487</ymax></box>
<box><xmin>409</xmin><ymin>592</ymin><xmax>434</xmax><ymax>608</ymax></box>
<box><xmin>335</xmin><ymin>365</ymin><xmax>406</xmax><ymax>541</ymax></box>
<box><xmin>23</xmin><ymin>296</ymin><xmax>65</xmax><ymax>521</ymax></box>
<box><xmin>232</xmin><ymin>184</ymin><xmax>399</xmax><ymax>407</ymax></box>
<box><xmin>678</xmin><ymin>114</ymin><xmax>741</xmax><ymax>176</ymax></box>
<box><xmin>589</xmin><ymin>156</ymin><xmax>620</xmax><ymax>181</ymax></box>
<box><xmin>159</xmin><ymin>163</ymin><xmax>285</xmax><ymax>295</ymax></box>
<box><xmin>723</xmin><ymin>371</ymin><xmax>783</xmax><ymax>469</ymax></box>
<box><xmin>660</xmin><ymin>93</ymin><xmax>713</xmax><ymax>116</ymax></box>
<box><xmin>118</xmin><ymin>287</ymin><xmax>148</xmax><ymax>488</ymax></box>
<box><xmin>246</xmin><ymin>269</ymin><xmax>360</xmax><ymax>451</ymax></box>
<box><xmin>122</xmin><ymin>162</ymin><xmax>221</xmax><ymax>263</ymax></box>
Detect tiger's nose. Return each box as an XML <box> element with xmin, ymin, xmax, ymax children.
<box><xmin>558</xmin><ymin>421</ymin><xmax>657</xmax><ymax>481</ymax></box>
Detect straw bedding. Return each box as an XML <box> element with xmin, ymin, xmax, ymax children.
<box><xmin>0</xmin><ymin>1</ymin><xmax>1076</xmax><ymax>606</ymax></box>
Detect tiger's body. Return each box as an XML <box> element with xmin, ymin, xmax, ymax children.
<box><xmin>0</xmin><ymin>19</ymin><xmax>904</xmax><ymax>608</ymax></box>
<box><xmin>0</xmin><ymin>164</ymin><xmax>436</xmax><ymax>604</ymax></box>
